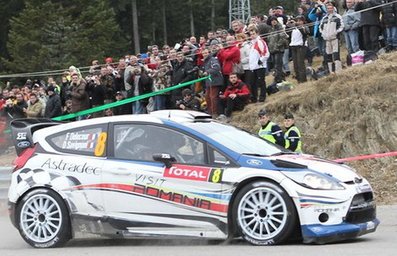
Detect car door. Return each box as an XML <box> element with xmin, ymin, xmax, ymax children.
<box><xmin>101</xmin><ymin>122</ymin><xmax>233</xmax><ymax>238</ymax></box>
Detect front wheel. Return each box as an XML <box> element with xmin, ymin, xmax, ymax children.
<box><xmin>16</xmin><ymin>188</ymin><xmax>71</xmax><ymax>248</ymax></box>
<box><xmin>232</xmin><ymin>181</ymin><xmax>297</xmax><ymax>245</ymax></box>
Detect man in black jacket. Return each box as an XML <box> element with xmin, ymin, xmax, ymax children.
<box><xmin>4</xmin><ymin>93</ymin><xmax>27</xmax><ymax>120</ymax></box>
<box><xmin>355</xmin><ymin>0</ymin><xmax>382</xmax><ymax>52</ymax></box>
<box><xmin>44</xmin><ymin>86</ymin><xmax>62</xmax><ymax>118</ymax></box>
<box><xmin>171</xmin><ymin>52</ymin><xmax>196</xmax><ymax>107</ymax></box>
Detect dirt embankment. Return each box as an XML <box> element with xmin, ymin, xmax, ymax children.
<box><xmin>231</xmin><ymin>52</ymin><xmax>397</xmax><ymax>204</ymax></box>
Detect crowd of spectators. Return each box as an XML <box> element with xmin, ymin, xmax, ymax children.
<box><xmin>1</xmin><ymin>0</ymin><xmax>396</xmax><ymax>124</ymax></box>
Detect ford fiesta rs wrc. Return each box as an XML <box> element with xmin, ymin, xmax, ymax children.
<box><xmin>8</xmin><ymin>110</ymin><xmax>379</xmax><ymax>248</ymax></box>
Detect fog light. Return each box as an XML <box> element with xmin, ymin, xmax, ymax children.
<box><xmin>319</xmin><ymin>213</ymin><xmax>329</xmax><ymax>223</ymax></box>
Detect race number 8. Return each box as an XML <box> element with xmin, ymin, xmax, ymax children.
<box><xmin>209</xmin><ymin>168</ymin><xmax>223</xmax><ymax>183</ymax></box>
<box><xmin>94</xmin><ymin>132</ymin><xmax>107</xmax><ymax>156</ymax></box>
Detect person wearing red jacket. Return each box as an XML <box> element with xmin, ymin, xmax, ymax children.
<box><xmin>217</xmin><ymin>36</ymin><xmax>241</xmax><ymax>89</ymax></box>
<box><xmin>218</xmin><ymin>73</ymin><xmax>250</xmax><ymax>120</ymax></box>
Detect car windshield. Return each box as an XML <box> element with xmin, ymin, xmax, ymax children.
<box><xmin>188</xmin><ymin>122</ymin><xmax>284</xmax><ymax>156</ymax></box>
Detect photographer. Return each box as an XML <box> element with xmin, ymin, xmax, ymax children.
<box><xmin>4</xmin><ymin>92</ymin><xmax>27</xmax><ymax>119</ymax></box>
<box><xmin>99</xmin><ymin>66</ymin><xmax>115</xmax><ymax>103</ymax></box>
<box><xmin>86</xmin><ymin>74</ymin><xmax>106</xmax><ymax>118</ymax></box>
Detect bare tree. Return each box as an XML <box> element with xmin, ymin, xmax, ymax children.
<box><xmin>162</xmin><ymin>0</ymin><xmax>167</xmax><ymax>44</ymax></box>
<box><xmin>211</xmin><ymin>0</ymin><xmax>215</xmax><ymax>31</ymax></box>
<box><xmin>131</xmin><ymin>0</ymin><xmax>140</xmax><ymax>53</ymax></box>
<box><xmin>189</xmin><ymin>0</ymin><xmax>194</xmax><ymax>36</ymax></box>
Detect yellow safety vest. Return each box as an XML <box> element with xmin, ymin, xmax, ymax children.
<box><xmin>285</xmin><ymin>126</ymin><xmax>302</xmax><ymax>153</ymax></box>
<box><xmin>258</xmin><ymin>121</ymin><xmax>277</xmax><ymax>144</ymax></box>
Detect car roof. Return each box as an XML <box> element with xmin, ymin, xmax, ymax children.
<box><xmin>33</xmin><ymin>110</ymin><xmax>212</xmax><ymax>142</ymax></box>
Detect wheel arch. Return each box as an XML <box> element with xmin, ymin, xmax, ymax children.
<box><xmin>14</xmin><ymin>186</ymin><xmax>74</xmax><ymax>238</ymax></box>
<box><xmin>226</xmin><ymin>176</ymin><xmax>301</xmax><ymax>241</ymax></box>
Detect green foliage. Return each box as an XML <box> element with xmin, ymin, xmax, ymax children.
<box><xmin>3</xmin><ymin>0</ymin><xmax>127</xmax><ymax>74</ymax></box>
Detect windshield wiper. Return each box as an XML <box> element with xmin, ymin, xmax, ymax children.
<box><xmin>270</xmin><ymin>151</ymin><xmax>298</xmax><ymax>156</ymax></box>
<box><xmin>242</xmin><ymin>153</ymin><xmax>268</xmax><ymax>157</ymax></box>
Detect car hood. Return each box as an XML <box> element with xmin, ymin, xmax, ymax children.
<box><xmin>275</xmin><ymin>154</ymin><xmax>362</xmax><ymax>182</ymax></box>
<box><xmin>241</xmin><ymin>154</ymin><xmax>361</xmax><ymax>183</ymax></box>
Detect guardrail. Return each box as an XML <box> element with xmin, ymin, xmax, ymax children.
<box><xmin>0</xmin><ymin>167</ymin><xmax>11</xmax><ymax>201</ymax></box>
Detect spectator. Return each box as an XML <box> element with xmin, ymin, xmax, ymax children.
<box><xmin>257</xmin><ymin>109</ymin><xmax>285</xmax><ymax>147</ymax></box>
<box><xmin>355</xmin><ymin>0</ymin><xmax>382</xmax><ymax>52</ymax></box>
<box><xmin>308</xmin><ymin>0</ymin><xmax>328</xmax><ymax>68</ymax></box>
<box><xmin>70</xmin><ymin>72</ymin><xmax>90</xmax><ymax>120</ymax></box>
<box><xmin>319</xmin><ymin>3</ymin><xmax>344</xmax><ymax>73</ymax></box>
<box><xmin>218</xmin><ymin>73</ymin><xmax>250</xmax><ymax>121</ymax></box>
<box><xmin>217</xmin><ymin>35</ymin><xmax>241</xmax><ymax>88</ymax></box>
<box><xmin>44</xmin><ymin>86</ymin><xmax>62</xmax><ymax>118</ymax></box>
<box><xmin>4</xmin><ymin>92</ymin><xmax>27</xmax><ymax>119</ymax></box>
<box><xmin>177</xmin><ymin>88</ymin><xmax>201</xmax><ymax>111</ymax></box>
<box><xmin>86</xmin><ymin>74</ymin><xmax>106</xmax><ymax>118</ymax></box>
<box><xmin>150</xmin><ymin>58</ymin><xmax>172</xmax><ymax>111</ymax></box>
<box><xmin>267</xmin><ymin>16</ymin><xmax>289</xmax><ymax>84</ymax></box>
<box><xmin>170</xmin><ymin>52</ymin><xmax>195</xmax><ymax>106</ymax></box>
<box><xmin>89</xmin><ymin>59</ymin><xmax>100</xmax><ymax>75</ymax></box>
<box><xmin>231</xmin><ymin>19</ymin><xmax>245</xmax><ymax>37</ymax></box>
<box><xmin>343</xmin><ymin>0</ymin><xmax>361</xmax><ymax>54</ymax></box>
<box><xmin>114</xmin><ymin>58</ymin><xmax>126</xmax><ymax>93</ymax></box>
<box><xmin>290</xmin><ymin>16</ymin><xmax>309</xmax><ymax>83</ymax></box>
<box><xmin>112</xmin><ymin>91</ymin><xmax>131</xmax><ymax>115</ymax></box>
<box><xmin>162</xmin><ymin>44</ymin><xmax>171</xmax><ymax>56</ymax></box>
<box><xmin>381</xmin><ymin>0</ymin><xmax>397</xmax><ymax>52</ymax></box>
<box><xmin>248</xmin><ymin>26</ymin><xmax>270</xmax><ymax>103</ymax></box>
<box><xmin>201</xmin><ymin>48</ymin><xmax>224</xmax><ymax>117</ymax></box>
<box><xmin>283</xmin><ymin>112</ymin><xmax>302</xmax><ymax>152</ymax></box>
<box><xmin>26</xmin><ymin>93</ymin><xmax>43</xmax><ymax>118</ymax></box>
<box><xmin>129</xmin><ymin>66</ymin><xmax>153</xmax><ymax>114</ymax></box>
<box><xmin>62</xmin><ymin>99</ymin><xmax>73</xmax><ymax>116</ymax></box>
<box><xmin>237</xmin><ymin>32</ymin><xmax>252</xmax><ymax>84</ymax></box>
<box><xmin>99</xmin><ymin>66</ymin><xmax>115</xmax><ymax>103</ymax></box>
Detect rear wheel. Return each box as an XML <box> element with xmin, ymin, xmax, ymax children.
<box><xmin>232</xmin><ymin>181</ymin><xmax>297</xmax><ymax>245</ymax></box>
<box><xmin>16</xmin><ymin>188</ymin><xmax>71</xmax><ymax>248</ymax></box>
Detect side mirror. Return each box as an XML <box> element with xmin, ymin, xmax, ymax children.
<box><xmin>152</xmin><ymin>153</ymin><xmax>176</xmax><ymax>168</ymax></box>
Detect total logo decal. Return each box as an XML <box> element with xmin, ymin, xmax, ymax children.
<box><xmin>164</xmin><ymin>165</ymin><xmax>224</xmax><ymax>183</ymax></box>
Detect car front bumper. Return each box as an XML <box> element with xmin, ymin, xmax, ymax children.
<box><xmin>302</xmin><ymin>218</ymin><xmax>380</xmax><ymax>244</ymax></box>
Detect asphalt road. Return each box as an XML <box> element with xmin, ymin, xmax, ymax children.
<box><xmin>0</xmin><ymin>205</ymin><xmax>396</xmax><ymax>256</ymax></box>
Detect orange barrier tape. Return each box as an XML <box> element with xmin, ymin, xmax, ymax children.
<box><xmin>334</xmin><ymin>151</ymin><xmax>397</xmax><ymax>163</ymax></box>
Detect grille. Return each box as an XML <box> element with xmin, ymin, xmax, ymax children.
<box><xmin>345</xmin><ymin>192</ymin><xmax>376</xmax><ymax>224</ymax></box>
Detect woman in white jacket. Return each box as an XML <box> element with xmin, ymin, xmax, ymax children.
<box><xmin>248</xmin><ymin>26</ymin><xmax>270</xmax><ymax>102</ymax></box>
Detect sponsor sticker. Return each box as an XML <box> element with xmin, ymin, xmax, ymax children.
<box><xmin>164</xmin><ymin>164</ymin><xmax>223</xmax><ymax>183</ymax></box>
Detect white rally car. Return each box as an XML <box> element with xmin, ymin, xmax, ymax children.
<box><xmin>8</xmin><ymin>110</ymin><xmax>379</xmax><ymax>248</ymax></box>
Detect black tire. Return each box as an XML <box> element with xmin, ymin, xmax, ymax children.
<box><xmin>16</xmin><ymin>188</ymin><xmax>71</xmax><ymax>248</ymax></box>
<box><xmin>231</xmin><ymin>180</ymin><xmax>297</xmax><ymax>245</ymax></box>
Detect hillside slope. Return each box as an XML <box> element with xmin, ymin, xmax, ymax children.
<box><xmin>231</xmin><ymin>52</ymin><xmax>397</xmax><ymax>204</ymax></box>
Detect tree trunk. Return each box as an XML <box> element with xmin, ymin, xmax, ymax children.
<box><xmin>189</xmin><ymin>0</ymin><xmax>194</xmax><ymax>36</ymax></box>
<box><xmin>131</xmin><ymin>0</ymin><xmax>140</xmax><ymax>53</ymax></box>
<box><xmin>162</xmin><ymin>0</ymin><xmax>167</xmax><ymax>45</ymax></box>
<box><xmin>149</xmin><ymin>0</ymin><xmax>155</xmax><ymax>44</ymax></box>
<box><xmin>211</xmin><ymin>0</ymin><xmax>215</xmax><ymax>31</ymax></box>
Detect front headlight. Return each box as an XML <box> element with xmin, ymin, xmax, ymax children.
<box><xmin>282</xmin><ymin>171</ymin><xmax>345</xmax><ymax>190</ymax></box>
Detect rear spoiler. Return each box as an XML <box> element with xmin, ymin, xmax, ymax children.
<box><xmin>10</xmin><ymin>118</ymin><xmax>61</xmax><ymax>156</ymax></box>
